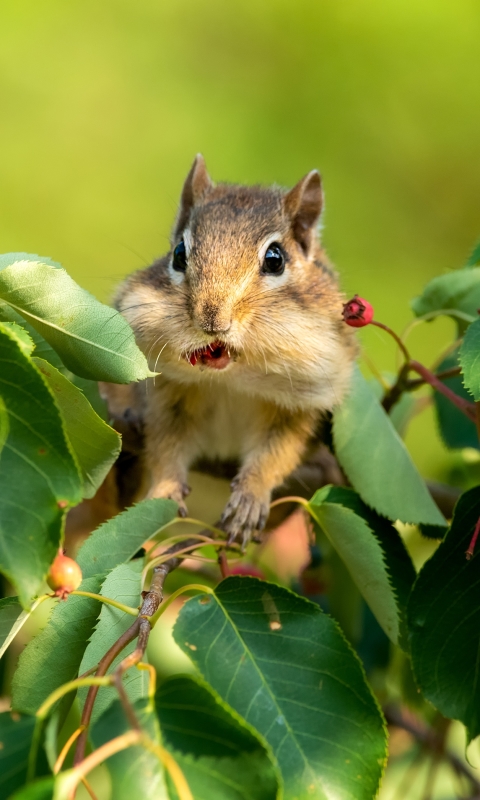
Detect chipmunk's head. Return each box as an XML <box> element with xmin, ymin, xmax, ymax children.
<box><xmin>118</xmin><ymin>155</ymin><xmax>356</xmax><ymax>409</ymax></box>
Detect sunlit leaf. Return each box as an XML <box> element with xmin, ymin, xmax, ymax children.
<box><xmin>308</xmin><ymin>486</ymin><xmax>415</xmax><ymax>646</ymax></box>
<box><xmin>459</xmin><ymin>317</ymin><xmax>480</xmax><ymax>401</ymax></box>
<box><xmin>174</xmin><ymin>576</ymin><xmax>387</xmax><ymax>800</ymax></box>
<box><xmin>0</xmin><ymin>255</ymin><xmax>155</xmax><ymax>382</ymax></box>
<box><xmin>411</xmin><ymin>267</ymin><xmax>480</xmax><ymax>332</ymax></box>
<box><xmin>157</xmin><ymin>675</ymin><xmax>280</xmax><ymax>800</ymax></box>
<box><xmin>78</xmin><ymin>561</ymin><xmax>148</xmax><ymax>725</ymax></box>
<box><xmin>12</xmin><ymin>499</ymin><xmax>177</xmax><ymax>714</ymax></box>
<box><xmin>333</xmin><ymin>366</ymin><xmax>445</xmax><ymax>526</ymax></box>
<box><xmin>408</xmin><ymin>487</ymin><xmax>480</xmax><ymax>743</ymax></box>
<box><xmin>33</xmin><ymin>358</ymin><xmax>121</xmax><ymax>498</ymax></box>
<box><xmin>0</xmin><ymin>324</ymin><xmax>82</xmax><ymax>606</ymax></box>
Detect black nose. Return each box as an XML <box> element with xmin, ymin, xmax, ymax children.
<box><xmin>198</xmin><ymin>302</ymin><xmax>231</xmax><ymax>335</ymax></box>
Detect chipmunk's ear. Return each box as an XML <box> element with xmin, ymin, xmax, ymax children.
<box><xmin>284</xmin><ymin>170</ymin><xmax>323</xmax><ymax>254</ymax></box>
<box><xmin>174</xmin><ymin>154</ymin><xmax>213</xmax><ymax>237</ymax></box>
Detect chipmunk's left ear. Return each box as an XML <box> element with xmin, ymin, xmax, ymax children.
<box><xmin>174</xmin><ymin>154</ymin><xmax>214</xmax><ymax>238</ymax></box>
<box><xmin>284</xmin><ymin>170</ymin><xmax>323</xmax><ymax>254</ymax></box>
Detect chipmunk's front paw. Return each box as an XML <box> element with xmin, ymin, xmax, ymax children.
<box><xmin>220</xmin><ymin>488</ymin><xmax>270</xmax><ymax>550</ymax></box>
<box><xmin>147</xmin><ymin>480</ymin><xmax>190</xmax><ymax>518</ymax></box>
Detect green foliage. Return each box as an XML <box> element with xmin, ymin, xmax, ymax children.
<box><xmin>92</xmin><ymin>699</ymin><xmax>168</xmax><ymax>800</ymax></box>
<box><xmin>77</xmin><ymin>562</ymin><xmax>148</xmax><ymax>725</ymax></box>
<box><xmin>33</xmin><ymin>358</ymin><xmax>121</xmax><ymax>498</ymax></box>
<box><xmin>0</xmin><ymin>712</ymin><xmax>42</xmax><ymax>797</ymax></box>
<box><xmin>157</xmin><ymin>676</ymin><xmax>279</xmax><ymax>800</ymax></box>
<box><xmin>411</xmin><ymin>267</ymin><xmax>480</xmax><ymax>332</ymax></box>
<box><xmin>12</xmin><ymin>499</ymin><xmax>177</xmax><ymax>714</ymax></box>
<box><xmin>308</xmin><ymin>486</ymin><xmax>415</xmax><ymax>647</ymax></box>
<box><xmin>3</xmin><ymin>243</ymin><xmax>480</xmax><ymax>799</ymax></box>
<box><xmin>433</xmin><ymin>350</ymin><xmax>479</xmax><ymax>450</ymax></box>
<box><xmin>333</xmin><ymin>366</ymin><xmax>445</xmax><ymax>526</ymax></box>
<box><xmin>174</xmin><ymin>576</ymin><xmax>387</xmax><ymax>800</ymax></box>
<box><xmin>460</xmin><ymin>316</ymin><xmax>480</xmax><ymax>401</ymax></box>
<box><xmin>408</xmin><ymin>487</ymin><xmax>480</xmax><ymax>743</ymax></box>
<box><xmin>0</xmin><ymin>254</ymin><xmax>154</xmax><ymax>383</ymax></box>
<box><xmin>0</xmin><ymin>323</ymin><xmax>82</xmax><ymax>606</ymax></box>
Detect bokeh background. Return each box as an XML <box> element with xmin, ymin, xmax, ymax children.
<box><xmin>2</xmin><ymin>0</ymin><xmax>480</xmax><ymax>480</ymax></box>
<box><xmin>1</xmin><ymin>3</ymin><xmax>480</xmax><ymax>797</ymax></box>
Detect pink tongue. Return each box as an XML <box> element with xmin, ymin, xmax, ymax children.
<box><xmin>189</xmin><ymin>343</ymin><xmax>230</xmax><ymax>370</ymax></box>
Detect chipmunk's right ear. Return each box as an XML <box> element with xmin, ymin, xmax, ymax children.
<box><xmin>284</xmin><ymin>170</ymin><xmax>323</xmax><ymax>255</ymax></box>
<box><xmin>174</xmin><ymin>154</ymin><xmax>213</xmax><ymax>237</ymax></box>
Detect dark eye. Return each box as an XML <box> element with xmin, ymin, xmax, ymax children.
<box><xmin>172</xmin><ymin>240</ymin><xmax>187</xmax><ymax>272</ymax></box>
<box><xmin>262</xmin><ymin>243</ymin><xmax>285</xmax><ymax>276</ymax></box>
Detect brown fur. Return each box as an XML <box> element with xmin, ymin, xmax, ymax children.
<box><xmin>101</xmin><ymin>155</ymin><xmax>357</xmax><ymax>546</ymax></box>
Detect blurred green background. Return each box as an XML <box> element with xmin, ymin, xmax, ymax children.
<box><xmin>0</xmin><ymin>0</ymin><xmax>479</xmax><ymax>478</ymax></box>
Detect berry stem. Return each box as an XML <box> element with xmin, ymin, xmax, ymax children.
<box><xmin>70</xmin><ymin>591</ymin><xmax>138</xmax><ymax>616</ymax></box>
<box><xmin>466</xmin><ymin>516</ymin><xmax>480</xmax><ymax>560</ymax></box>
<box><xmin>370</xmin><ymin>320</ymin><xmax>411</xmax><ymax>362</ymax></box>
<box><xmin>409</xmin><ymin>360</ymin><xmax>476</xmax><ymax>422</ymax></box>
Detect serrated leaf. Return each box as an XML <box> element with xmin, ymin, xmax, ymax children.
<box><xmin>174</xmin><ymin>576</ymin><xmax>387</xmax><ymax>800</ymax></box>
<box><xmin>11</xmin><ymin>577</ymin><xmax>103</xmax><ymax>716</ymax></box>
<box><xmin>0</xmin><ymin>324</ymin><xmax>82</xmax><ymax>606</ymax></box>
<box><xmin>156</xmin><ymin>675</ymin><xmax>280</xmax><ymax>800</ymax></box>
<box><xmin>0</xmin><ymin>711</ymin><xmax>48</xmax><ymax>797</ymax></box>
<box><xmin>433</xmin><ymin>350</ymin><xmax>478</xmax><ymax>449</ymax></box>
<box><xmin>408</xmin><ymin>487</ymin><xmax>480</xmax><ymax>743</ymax></box>
<box><xmin>92</xmin><ymin>698</ymin><xmax>169</xmax><ymax>800</ymax></box>
<box><xmin>0</xmin><ymin>322</ymin><xmax>34</xmax><ymax>355</ymax></box>
<box><xmin>77</xmin><ymin>497</ymin><xmax>178</xmax><ymax>580</ymax></box>
<box><xmin>0</xmin><ymin>304</ymin><xmax>64</xmax><ymax>369</ymax></box>
<box><xmin>333</xmin><ymin>366</ymin><xmax>445</xmax><ymax>526</ymax></box>
<box><xmin>33</xmin><ymin>358</ymin><xmax>121</xmax><ymax>498</ymax></box>
<box><xmin>0</xmin><ymin>255</ymin><xmax>155</xmax><ymax>382</ymax></box>
<box><xmin>12</xmin><ymin>499</ymin><xmax>178</xmax><ymax>714</ymax></box>
<box><xmin>308</xmin><ymin>486</ymin><xmax>415</xmax><ymax>647</ymax></box>
<box><xmin>78</xmin><ymin>562</ymin><xmax>147</xmax><ymax>726</ymax></box>
<box><xmin>459</xmin><ymin>317</ymin><xmax>480</xmax><ymax>401</ymax></box>
<box><xmin>411</xmin><ymin>268</ymin><xmax>480</xmax><ymax>331</ymax></box>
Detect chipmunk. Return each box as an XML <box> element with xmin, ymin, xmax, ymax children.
<box><xmin>101</xmin><ymin>155</ymin><xmax>357</xmax><ymax>546</ymax></box>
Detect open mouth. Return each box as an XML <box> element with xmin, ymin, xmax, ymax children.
<box><xmin>185</xmin><ymin>341</ymin><xmax>233</xmax><ymax>370</ymax></box>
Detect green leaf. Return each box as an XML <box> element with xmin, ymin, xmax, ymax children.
<box><xmin>77</xmin><ymin>497</ymin><xmax>178</xmax><ymax>580</ymax></box>
<box><xmin>12</xmin><ymin>499</ymin><xmax>177</xmax><ymax>714</ymax></box>
<box><xmin>0</xmin><ymin>396</ymin><xmax>8</xmax><ymax>456</ymax></box>
<box><xmin>0</xmin><ymin>304</ymin><xmax>64</xmax><ymax>369</ymax></box>
<box><xmin>0</xmin><ymin>712</ymin><xmax>46</xmax><ymax>797</ymax></box>
<box><xmin>0</xmin><ymin>322</ymin><xmax>34</xmax><ymax>355</ymax></box>
<box><xmin>33</xmin><ymin>358</ymin><xmax>121</xmax><ymax>498</ymax></box>
<box><xmin>411</xmin><ymin>267</ymin><xmax>480</xmax><ymax>331</ymax></box>
<box><xmin>156</xmin><ymin>675</ymin><xmax>280</xmax><ymax>800</ymax></box>
<box><xmin>408</xmin><ymin>487</ymin><xmax>480</xmax><ymax>743</ymax></box>
<box><xmin>0</xmin><ymin>255</ymin><xmax>154</xmax><ymax>382</ymax></box>
<box><xmin>460</xmin><ymin>317</ymin><xmax>480</xmax><ymax>401</ymax></box>
<box><xmin>78</xmin><ymin>561</ymin><xmax>148</xmax><ymax>726</ymax></box>
<box><xmin>466</xmin><ymin>238</ymin><xmax>480</xmax><ymax>268</ymax></box>
<box><xmin>0</xmin><ymin>596</ymin><xmax>49</xmax><ymax>661</ymax></box>
<box><xmin>9</xmin><ymin>777</ymin><xmax>55</xmax><ymax>800</ymax></box>
<box><xmin>433</xmin><ymin>350</ymin><xmax>478</xmax><ymax>449</ymax></box>
<box><xmin>11</xmin><ymin>577</ymin><xmax>103</xmax><ymax>716</ymax></box>
<box><xmin>92</xmin><ymin>698</ymin><xmax>169</xmax><ymax>800</ymax></box>
<box><xmin>0</xmin><ymin>324</ymin><xmax>82</xmax><ymax>606</ymax></box>
<box><xmin>174</xmin><ymin>576</ymin><xmax>387</xmax><ymax>800</ymax></box>
<box><xmin>333</xmin><ymin>366</ymin><xmax>445</xmax><ymax>526</ymax></box>
<box><xmin>0</xmin><ymin>596</ymin><xmax>22</xmax><ymax>658</ymax></box>
<box><xmin>308</xmin><ymin>486</ymin><xmax>415</xmax><ymax>647</ymax></box>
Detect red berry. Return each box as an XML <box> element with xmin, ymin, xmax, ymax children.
<box><xmin>47</xmin><ymin>549</ymin><xmax>82</xmax><ymax>599</ymax></box>
<box><xmin>229</xmin><ymin>563</ymin><xmax>266</xmax><ymax>579</ymax></box>
<box><xmin>342</xmin><ymin>295</ymin><xmax>374</xmax><ymax>327</ymax></box>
